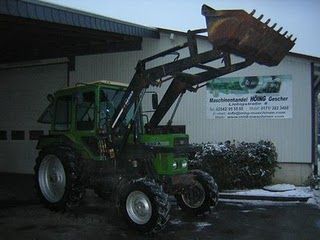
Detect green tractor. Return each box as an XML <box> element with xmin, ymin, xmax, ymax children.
<box><xmin>34</xmin><ymin>5</ymin><xmax>295</xmax><ymax>233</ymax></box>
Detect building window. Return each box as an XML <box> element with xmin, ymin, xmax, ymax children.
<box><xmin>29</xmin><ymin>130</ymin><xmax>44</xmax><ymax>140</ymax></box>
<box><xmin>11</xmin><ymin>130</ymin><xmax>25</xmax><ymax>140</ymax></box>
<box><xmin>0</xmin><ymin>131</ymin><xmax>7</xmax><ymax>140</ymax></box>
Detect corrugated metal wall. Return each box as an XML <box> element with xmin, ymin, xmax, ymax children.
<box><xmin>179</xmin><ymin>56</ymin><xmax>311</xmax><ymax>164</ymax></box>
<box><xmin>0</xmin><ymin>64</ymin><xmax>67</xmax><ymax>173</ymax></box>
<box><xmin>71</xmin><ymin>32</ymin><xmax>312</xmax><ymax>165</ymax></box>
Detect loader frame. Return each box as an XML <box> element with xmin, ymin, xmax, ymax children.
<box><xmin>35</xmin><ymin>4</ymin><xmax>295</xmax><ymax>233</ymax></box>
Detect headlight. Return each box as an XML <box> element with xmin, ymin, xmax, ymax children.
<box><xmin>182</xmin><ymin>161</ymin><xmax>187</xmax><ymax>168</ymax></box>
<box><xmin>172</xmin><ymin>162</ymin><xmax>178</xmax><ymax>169</ymax></box>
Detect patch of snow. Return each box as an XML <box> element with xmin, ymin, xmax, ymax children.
<box><xmin>170</xmin><ymin>219</ymin><xmax>183</xmax><ymax>225</ymax></box>
<box><xmin>195</xmin><ymin>222</ymin><xmax>212</xmax><ymax>231</ymax></box>
<box><xmin>240</xmin><ymin>210</ymin><xmax>252</xmax><ymax>213</ymax></box>
<box><xmin>223</xmin><ymin>187</ymin><xmax>312</xmax><ymax>198</ymax></box>
<box><xmin>263</xmin><ymin>184</ymin><xmax>296</xmax><ymax>192</ymax></box>
<box><xmin>220</xmin><ymin>199</ymin><xmax>301</xmax><ymax>206</ymax></box>
<box><xmin>307</xmin><ymin>197</ymin><xmax>318</xmax><ymax>205</ymax></box>
<box><xmin>310</xmin><ymin>189</ymin><xmax>320</xmax><ymax>208</ymax></box>
<box><xmin>255</xmin><ymin>207</ymin><xmax>267</xmax><ymax>211</ymax></box>
<box><xmin>196</xmin><ymin>222</ymin><xmax>212</xmax><ymax>227</ymax></box>
<box><xmin>220</xmin><ymin>201</ymin><xmax>244</xmax><ymax>207</ymax></box>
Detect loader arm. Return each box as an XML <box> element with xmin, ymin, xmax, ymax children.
<box><xmin>111</xmin><ymin>4</ymin><xmax>295</xmax><ymax>145</ymax></box>
<box><xmin>146</xmin><ymin>58</ymin><xmax>254</xmax><ymax>130</ymax></box>
<box><xmin>111</xmin><ymin>30</ymin><xmax>224</xmax><ymax>131</ymax></box>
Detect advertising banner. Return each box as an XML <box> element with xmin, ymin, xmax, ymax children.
<box><xmin>206</xmin><ymin>75</ymin><xmax>292</xmax><ymax>119</ymax></box>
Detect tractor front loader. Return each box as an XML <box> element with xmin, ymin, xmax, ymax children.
<box><xmin>35</xmin><ymin>5</ymin><xmax>295</xmax><ymax>233</ymax></box>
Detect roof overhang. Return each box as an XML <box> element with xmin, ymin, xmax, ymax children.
<box><xmin>0</xmin><ymin>0</ymin><xmax>159</xmax><ymax>64</ymax></box>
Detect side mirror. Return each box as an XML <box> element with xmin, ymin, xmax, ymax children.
<box><xmin>152</xmin><ymin>93</ymin><xmax>158</xmax><ymax>110</ymax></box>
<box><xmin>47</xmin><ymin>94</ymin><xmax>54</xmax><ymax>103</ymax></box>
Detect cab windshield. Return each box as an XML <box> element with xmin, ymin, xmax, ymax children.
<box><xmin>99</xmin><ymin>87</ymin><xmax>135</xmax><ymax>130</ymax></box>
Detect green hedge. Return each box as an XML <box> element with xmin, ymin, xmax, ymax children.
<box><xmin>188</xmin><ymin>140</ymin><xmax>279</xmax><ymax>190</ymax></box>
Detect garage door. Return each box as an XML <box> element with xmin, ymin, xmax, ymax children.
<box><xmin>0</xmin><ymin>64</ymin><xmax>67</xmax><ymax>174</ymax></box>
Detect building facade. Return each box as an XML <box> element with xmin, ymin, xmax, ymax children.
<box><xmin>1</xmin><ymin>1</ymin><xmax>319</xmax><ymax>185</ymax></box>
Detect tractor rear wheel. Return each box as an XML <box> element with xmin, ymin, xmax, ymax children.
<box><xmin>34</xmin><ymin>148</ymin><xmax>85</xmax><ymax>211</ymax></box>
<box><xmin>175</xmin><ymin>170</ymin><xmax>218</xmax><ymax>215</ymax></box>
<box><xmin>120</xmin><ymin>179</ymin><xmax>170</xmax><ymax>234</ymax></box>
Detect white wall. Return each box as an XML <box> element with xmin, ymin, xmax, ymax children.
<box><xmin>0</xmin><ymin>64</ymin><xmax>67</xmax><ymax>173</ymax></box>
<box><xmin>179</xmin><ymin>56</ymin><xmax>311</xmax><ymax>164</ymax></box>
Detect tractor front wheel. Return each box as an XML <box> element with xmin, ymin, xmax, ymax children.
<box><xmin>175</xmin><ymin>170</ymin><xmax>218</xmax><ymax>215</ymax></box>
<box><xmin>120</xmin><ymin>179</ymin><xmax>170</xmax><ymax>234</ymax></box>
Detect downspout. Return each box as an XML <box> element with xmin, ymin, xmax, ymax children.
<box><xmin>311</xmin><ymin>62</ymin><xmax>319</xmax><ymax>176</ymax></box>
<box><xmin>67</xmin><ymin>56</ymin><xmax>75</xmax><ymax>87</ymax></box>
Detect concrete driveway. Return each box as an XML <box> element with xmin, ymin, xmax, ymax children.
<box><xmin>0</xmin><ymin>174</ymin><xmax>320</xmax><ymax>240</ymax></box>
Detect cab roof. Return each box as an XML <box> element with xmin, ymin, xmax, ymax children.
<box><xmin>55</xmin><ymin>80</ymin><xmax>128</xmax><ymax>95</ymax></box>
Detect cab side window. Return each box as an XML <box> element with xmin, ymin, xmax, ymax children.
<box><xmin>76</xmin><ymin>91</ymin><xmax>95</xmax><ymax>130</ymax></box>
<box><xmin>54</xmin><ymin>95</ymin><xmax>72</xmax><ymax>131</ymax></box>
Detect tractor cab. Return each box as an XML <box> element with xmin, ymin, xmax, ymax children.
<box><xmin>38</xmin><ymin>81</ymin><xmax>138</xmax><ymax>160</ymax></box>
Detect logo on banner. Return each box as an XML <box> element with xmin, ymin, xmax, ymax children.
<box><xmin>206</xmin><ymin>75</ymin><xmax>292</xmax><ymax>119</ymax></box>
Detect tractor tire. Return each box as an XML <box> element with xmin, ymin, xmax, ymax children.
<box><xmin>175</xmin><ymin>170</ymin><xmax>218</xmax><ymax>215</ymax></box>
<box><xmin>120</xmin><ymin>179</ymin><xmax>170</xmax><ymax>234</ymax></box>
<box><xmin>34</xmin><ymin>147</ymin><xmax>85</xmax><ymax>211</ymax></box>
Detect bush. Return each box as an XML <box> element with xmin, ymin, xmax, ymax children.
<box><xmin>188</xmin><ymin>140</ymin><xmax>279</xmax><ymax>190</ymax></box>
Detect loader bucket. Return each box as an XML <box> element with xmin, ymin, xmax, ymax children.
<box><xmin>202</xmin><ymin>5</ymin><xmax>295</xmax><ymax>66</ymax></box>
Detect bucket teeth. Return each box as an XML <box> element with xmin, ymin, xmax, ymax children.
<box><xmin>202</xmin><ymin>4</ymin><xmax>295</xmax><ymax>66</ymax></box>
<box><xmin>271</xmin><ymin>23</ymin><xmax>277</xmax><ymax>29</ymax></box>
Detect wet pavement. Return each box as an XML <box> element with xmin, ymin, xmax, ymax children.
<box><xmin>0</xmin><ymin>174</ymin><xmax>320</xmax><ymax>240</ymax></box>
